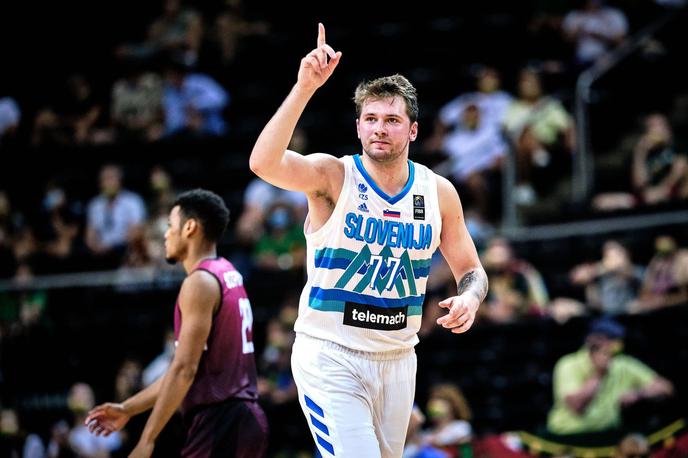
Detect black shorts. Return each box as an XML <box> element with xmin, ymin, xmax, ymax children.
<box><xmin>182</xmin><ymin>399</ymin><xmax>268</xmax><ymax>458</ymax></box>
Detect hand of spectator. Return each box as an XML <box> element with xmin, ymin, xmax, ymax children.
<box><xmin>296</xmin><ymin>23</ymin><xmax>342</xmax><ymax>93</ymax></box>
<box><xmin>84</xmin><ymin>402</ymin><xmax>130</xmax><ymax>436</ymax></box>
<box><xmin>620</xmin><ymin>389</ymin><xmax>642</xmax><ymax>407</ymax></box>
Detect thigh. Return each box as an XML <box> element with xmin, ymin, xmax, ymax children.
<box><xmin>373</xmin><ymin>352</ymin><xmax>417</xmax><ymax>458</ymax></box>
<box><xmin>291</xmin><ymin>338</ymin><xmax>381</xmax><ymax>458</ymax></box>
<box><xmin>182</xmin><ymin>400</ymin><xmax>268</xmax><ymax>458</ymax></box>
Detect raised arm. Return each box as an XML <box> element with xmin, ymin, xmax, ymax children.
<box><xmin>249</xmin><ymin>23</ymin><xmax>342</xmax><ymax>194</ymax></box>
<box><xmin>435</xmin><ymin>176</ymin><xmax>488</xmax><ymax>334</ymax></box>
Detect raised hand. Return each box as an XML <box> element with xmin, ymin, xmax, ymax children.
<box><xmin>297</xmin><ymin>23</ymin><xmax>342</xmax><ymax>92</ymax></box>
<box><xmin>84</xmin><ymin>402</ymin><xmax>130</xmax><ymax>437</ymax></box>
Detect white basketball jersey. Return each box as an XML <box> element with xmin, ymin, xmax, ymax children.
<box><xmin>294</xmin><ymin>154</ymin><xmax>442</xmax><ymax>352</ymax></box>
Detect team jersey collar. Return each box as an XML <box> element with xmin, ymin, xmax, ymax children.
<box><xmin>353</xmin><ymin>154</ymin><xmax>415</xmax><ymax>205</ymax></box>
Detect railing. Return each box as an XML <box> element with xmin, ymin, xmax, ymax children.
<box><xmin>572</xmin><ymin>9</ymin><xmax>680</xmax><ymax>203</ymax></box>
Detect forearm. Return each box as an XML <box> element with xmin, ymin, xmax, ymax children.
<box><xmin>139</xmin><ymin>364</ymin><xmax>195</xmax><ymax>445</ymax></box>
<box><xmin>456</xmin><ymin>268</ymin><xmax>488</xmax><ymax>304</ymax></box>
<box><xmin>565</xmin><ymin>377</ymin><xmax>602</xmax><ymax>413</ymax></box>
<box><xmin>249</xmin><ymin>84</ymin><xmax>315</xmax><ymax>175</ymax></box>
<box><xmin>122</xmin><ymin>375</ymin><xmax>165</xmax><ymax>416</ymax></box>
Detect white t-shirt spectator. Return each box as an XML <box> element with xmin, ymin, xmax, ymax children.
<box><xmin>443</xmin><ymin>123</ymin><xmax>506</xmax><ymax>181</ymax></box>
<box><xmin>87</xmin><ymin>190</ymin><xmax>147</xmax><ymax>249</ymax></box>
<box><xmin>563</xmin><ymin>7</ymin><xmax>628</xmax><ymax>63</ymax></box>
<box><xmin>439</xmin><ymin>91</ymin><xmax>512</xmax><ymax>133</ymax></box>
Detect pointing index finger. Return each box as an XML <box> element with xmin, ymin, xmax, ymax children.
<box><xmin>318</xmin><ymin>23</ymin><xmax>326</xmax><ymax>47</ymax></box>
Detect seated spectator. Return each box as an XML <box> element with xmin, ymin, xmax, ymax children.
<box><xmin>32</xmin><ymin>74</ymin><xmax>104</xmax><ymax>146</ymax></box>
<box><xmin>562</xmin><ymin>0</ymin><xmax>628</xmax><ymax>69</ymax></box>
<box><xmin>632</xmin><ymin>113</ymin><xmax>688</xmax><ymax>205</ymax></box>
<box><xmin>631</xmin><ymin>235</ymin><xmax>688</xmax><ymax>312</ymax></box>
<box><xmin>547</xmin><ymin>317</ymin><xmax>674</xmax><ymax>435</ymax></box>
<box><xmin>111</xmin><ymin>62</ymin><xmax>164</xmax><ymax>142</ymax></box>
<box><xmin>405</xmin><ymin>384</ymin><xmax>473</xmax><ymax>458</ymax></box>
<box><xmin>433</xmin><ymin>103</ymin><xmax>506</xmax><ymax>219</ymax></box>
<box><xmin>0</xmin><ymin>97</ymin><xmax>20</xmax><ymax>148</ymax></box>
<box><xmin>116</xmin><ymin>0</ymin><xmax>202</xmax><ymax>66</ymax></box>
<box><xmin>236</xmin><ymin>128</ymin><xmax>308</xmax><ymax>245</ymax></box>
<box><xmin>614</xmin><ymin>433</ymin><xmax>650</xmax><ymax>458</ymax></box>
<box><xmin>212</xmin><ymin>1</ymin><xmax>270</xmax><ymax>66</ymax></box>
<box><xmin>427</xmin><ymin>65</ymin><xmax>513</xmax><ymax>148</ymax></box>
<box><xmin>502</xmin><ymin>68</ymin><xmax>575</xmax><ymax>205</ymax></box>
<box><xmin>67</xmin><ymin>382</ymin><xmax>122</xmax><ymax>456</ymax></box>
<box><xmin>161</xmin><ymin>55</ymin><xmax>229</xmax><ymax>138</ymax></box>
<box><xmin>253</xmin><ymin>203</ymin><xmax>306</xmax><ymax>272</ymax></box>
<box><xmin>85</xmin><ymin>165</ymin><xmax>147</xmax><ymax>269</ymax></box>
<box><xmin>569</xmin><ymin>240</ymin><xmax>644</xmax><ymax>315</ymax></box>
<box><xmin>480</xmin><ymin>238</ymin><xmax>550</xmax><ymax>323</ymax></box>
<box><xmin>37</xmin><ymin>183</ymin><xmax>83</xmax><ymax>273</ymax></box>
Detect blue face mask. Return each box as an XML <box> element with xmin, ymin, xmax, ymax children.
<box><xmin>43</xmin><ymin>189</ymin><xmax>65</xmax><ymax>211</ymax></box>
<box><xmin>268</xmin><ymin>208</ymin><xmax>291</xmax><ymax>229</ymax></box>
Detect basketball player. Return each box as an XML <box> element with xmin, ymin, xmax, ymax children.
<box><xmin>249</xmin><ymin>24</ymin><xmax>488</xmax><ymax>457</ymax></box>
<box><xmin>84</xmin><ymin>189</ymin><xmax>268</xmax><ymax>458</ymax></box>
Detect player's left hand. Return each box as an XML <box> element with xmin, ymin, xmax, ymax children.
<box><xmin>129</xmin><ymin>441</ymin><xmax>154</xmax><ymax>458</ymax></box>
<box><xmin>436</xmin><ymin>294</ymin><xmax>480</xmax><ymax>334</ymax></box>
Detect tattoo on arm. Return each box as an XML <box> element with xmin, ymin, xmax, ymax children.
<box><xmin>457</xmin><ymin>269</ymin><xmax>488</xmax><ymax>303</ymax></box>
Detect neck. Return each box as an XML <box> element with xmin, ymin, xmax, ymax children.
<box><xmin>182</xmin><ymin>242</ymin><xmax>217</xmax><ymax>274</ymax></box>
<box><xmin>360</xmin><ymin>153</ymin><xmax>409</xmax><ymax>197</ymax></box>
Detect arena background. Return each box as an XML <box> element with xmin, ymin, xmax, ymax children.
<box><xmin>1</xmin><ymin>0</ymin><xmax>687</xmax><ymax>456</ymax></box>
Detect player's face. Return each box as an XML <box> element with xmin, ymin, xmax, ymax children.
<box><xmin>164</xmin><ymin>206</ymin><xmax>186</xmax><ymax>264</ymax></box>
<box><xmin>357</xmin><ymin>96</ymin><xmax>418</xmax><ymax>164</ymax></box>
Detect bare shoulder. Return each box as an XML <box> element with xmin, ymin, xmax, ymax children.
<box><xmin>435</xmin><ymin>174</ymin><xmax>462</xmax><ymax>216</ymax></box>
<box><xmin>305</xmin><ymin>152</ymin><xmax>345</xmax><ymax>176</ymax></box>
<box><xmin>179</xmin><ymin>270</ymin><xmax>221</xmax><ymax>312</ymax></box>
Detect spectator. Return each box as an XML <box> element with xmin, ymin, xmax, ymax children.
<box><xmin>502</xmin><ymin>68</ymin><xmax>575</xmax><ymax>205</ymax></box>
<box><xmin>405</xmin><ymin>384</ymin><xmax>473</xmax><ymax>458</ymax></box>
<box><xmin>253</xmin><ymin>203</ymin><xmax>306</xmax><ymax>272</ymax></box>
<box><xmin>614</xmin><ymin>433</ymin><xmax>650</xmax><ymax>458</ymax></box>
<box><xmin>110</xmin><ymin>62</ymin><xmax>164</xmax><ymax>143</ymax></box>
<box><xmin>38</xmin><ymin>183</ymin><xmax>83</xmax><ymax>272</ymax></box>
<box><xmin>632</xmin><ymin>113</ymin><xmax>688</xmax><ymax>205</ymax></box>
<box><xmin>85</xmin><ymin>165</ymin><xmax>147</xmax><ymax>269</ymax></box>
<box><xmin>212</xmin><ymin>1</ymin><xmax>270</xmax><ymax>66</ymax></box>
<box><xmin>0</xmin><ymin>97</ymin><xmax>21</xmax><ymax>148</ymax></box>
<box><xmin>46</xmin><ymin>420</ymin><xmax>73</xmax><ymax>458</ymax></box>
<box><xmin>480</xmin><ymin>237</ymin><xmax>550</xmax><ymax>323</ymax></box>
<box><xmin>32</xmin><ymin>74</ymin><xmax>104</xmax><ymax>146</ymax></box>
<box><xmin>631</xmin><ymin>235</ymin><xmax>688</xmax><ymax>312</ymax></box>
<box><xmin>67</xmin><ymin>382</ymin><xmax>122</xmax><ymax>457</ymax></box>
<box><xmin>562</xmin><ymin>0</ymin><xmax>629</xmax><ymax>68</ymax></box>
<box><xmin>547</xmin><ymin>317</ymin><xmax>674</xmax><ymax>435</ymax></box>
<box><xmin>142</xmin><ymin>329</ymin><xmax>175</xmax><ymax>386</ymax></box>
<box><xmin>425</xmin><ymin>65</ymin><xmax>512</xmax><ymax>156</ymax></box>
<box><xmin>236</xmin><ymin>128</ymin><xmax>308</xmax><ymax>245</ymax></box>
<box><xmin>116</xmin><ymin>0</ymin><xmax>202</xmax><ymax>65</ymax></box>
<box><xmin>433</xmin><ymin>103</ymin><xmax>506</xmax><ymax>219</ymax></box>
<box><xmin>569</xmin><ymin>240</ymin><xmax>644</xmax><ymax>315</ymax></box>
<box><xmin>161</xmin><ymin>55</ymin><xmax>229</xmax><ymax>138</ymax></box>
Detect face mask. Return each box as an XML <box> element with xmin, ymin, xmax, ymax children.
<box><xmin>43</xmin><ymin>189</ymin><xmax>65</xmax><ymax>211</ymax></box>
<box><xmin>268</xmin><ymin>208</ymin><xmax>291</xmax><ymax>230</ymax></box>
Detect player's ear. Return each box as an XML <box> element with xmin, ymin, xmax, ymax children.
<box><xmin>409</xmin><ymin>121</ymin><xmax>418</xmax><ymax>142</ymax></box>
<box><xmin>183</xmin><ymin>218</ymin><xmax>198</xmax><ymax>237</ymax></box>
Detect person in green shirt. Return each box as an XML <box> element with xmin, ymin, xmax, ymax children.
<box><xmin>547</xmin><ymin>317</ymin><xmax>674</xmax><ymax>435</ymax></box>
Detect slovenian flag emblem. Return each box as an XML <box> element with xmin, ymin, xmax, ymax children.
<box><xmin>383</xmin><ymin>209</ymin><xmax>401</xmax><ymax>218</ymax></box>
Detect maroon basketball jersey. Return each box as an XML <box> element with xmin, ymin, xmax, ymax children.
<box><xmin>174</xmin><ymin>257</ymin><xmax>258</xmax><ymax>414</ymax></box>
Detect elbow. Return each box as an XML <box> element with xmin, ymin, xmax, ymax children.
<box><xmin>249</xmin><ymin>154</ymin><xmax>262</xmax><ymax>175</ymax></box>
<box><xmin>170</xmin><ymin>361</ymin><xmax>198</xmax><ymax>383</ymax></box>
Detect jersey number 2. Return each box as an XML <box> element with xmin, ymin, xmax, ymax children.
<box><xmin>238</xmin><ymin>298</ymin><xmax>255</xmax><ymax>354</ymax></box>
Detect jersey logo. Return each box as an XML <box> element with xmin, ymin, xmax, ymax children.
<box><xmin>358</xmin><ymin>183</ymin><xmax>368</xmax><ymax>193</ymax></box>
<box><xmin>334</xmin><ymin>245</ymin><xmax>417</xmax><ymax>297</ymax></box>
<box><xmin>344</xmin><ymin>302</ymin><xmax>408</xmax><ymax>330</ymax></box>
<box><xmin>413</xmin><ymin>194</ymin><xmax>425</xmax><ymax>220</ymax></box>
<box><xmin>383</xmin><ymin>209</ymin><xmax>401</xmax><ymax>218</ymax></box>
<box><xmin>358</xmin><ymin>203</ymin><xmax>369</xmax><ymax>213</ymax></box>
